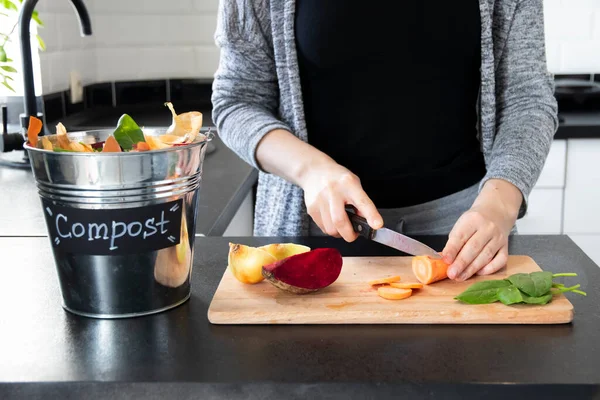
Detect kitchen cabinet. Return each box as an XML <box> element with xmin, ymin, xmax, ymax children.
<box><xmin>516</xmin><ymin>140</ymin><xmax>566</xmax><ymax>234</ymax></box>
<box><xmin>222</xmin><ymin>191</ymin><xmax>254</xmax><ymax>236</ymax></box>
<box><xmin>516</xmin><ymin>188</ymin><xmax>563</xmax><ymax>234</ymax></box>
<box><xmin>563</xmin><ymin>139</ymin><xmax>600</xmax><ymax>234</ymax></box>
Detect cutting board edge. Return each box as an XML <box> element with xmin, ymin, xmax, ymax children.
<box><xmin>207</xmin><ymin>312</ymin><xmax>574</xmax><ymax>325</ymax></box>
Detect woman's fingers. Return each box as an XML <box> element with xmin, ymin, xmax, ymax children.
<box><xmin>455</xmin><ymin>238</ymin><xmax>502</xmax><ymax>281</ymax></box>
<box><xmin>345</xmin><ymin>186</ymin><xmax>382</xmax><ymax>230</ymax></box>
<box><xmin>329</xmin><ymin>193</ymin><xmax>358</xmax><ymax>242</ymax></box>
<box><xmin>446</xmin><ymin>229</ymin><xmax>493</xmax><ymax>280</ymax></box>
<box><xmin>442</xmin><ymin>213</ymin><xmax>478</xmax><ymax>266</ymax></box>
<box><xmin>476</xmin><ymin>245</ymin><xmax>509</xmax><ymax>276</ymax></box>
<box><xmin>319</xmin><ymin>202</ymin><xmax>340</xmax><ymax>238</ymax></box>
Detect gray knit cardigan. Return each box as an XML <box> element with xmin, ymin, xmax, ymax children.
<box><xmin>211</xmin><ymin>0</ymin><xmax>559</xmax><ymax>237</ymax></box>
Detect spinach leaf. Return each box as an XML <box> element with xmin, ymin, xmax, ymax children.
<box><xmin>498</xmin><ymin>286</ymin><xmax>524</xmax><ymax>305</ymax></box>
<box><xmin>520</xmin><ymin>292</ymin><xmax>553</xmax><ymax>305</ymax></box>
<box><xmin>113</xmin><ymin>114</ymin><xmax>145</xmax><ymax>151</ymax></box>
<box><xmin>506</xmin><ymin>271</ymin><xmax>553</xmax><ymax>297</ymax></box>
<box><xmin>454</xmin><ymin>280</ymin><xmax>512</xmax><ymax>304</ymax></box>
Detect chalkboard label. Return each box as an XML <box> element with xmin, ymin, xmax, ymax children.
<box><xmin>41</xmin><ymin>198</ymin><xmax>183</xmax><ymax>255</ymax></box>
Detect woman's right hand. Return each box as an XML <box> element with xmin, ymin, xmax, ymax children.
<box><xmin>300</xmin><ymin>161</ymin><xmax>383</xmax><ymax>242</ymax></box>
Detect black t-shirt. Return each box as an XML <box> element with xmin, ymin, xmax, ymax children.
<box><xmin>295</xmin><ymin>1</ymin><xmax>487</xmax><ymax>208</ymax></box>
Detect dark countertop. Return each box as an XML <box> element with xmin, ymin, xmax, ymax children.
<box><xmin>1</xmin><ymin>235</ymin><xmax>600</xmax><ymax>399</ymax></box>
<box><xmin>0</xmin><ymin>132</ymin><xmax>257</xmax><ymax>237</ymax></box>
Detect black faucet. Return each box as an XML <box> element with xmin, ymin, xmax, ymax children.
<box><xmin>18</xmin><ymin>0</ymin><xmax>92</xmax><ymax>136</ymax></box>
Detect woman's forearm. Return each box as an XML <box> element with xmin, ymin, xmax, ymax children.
<box><xmin>254</xmin><ymin>129</ymin><xmax>336</xmax><ymax>188</ymax></box>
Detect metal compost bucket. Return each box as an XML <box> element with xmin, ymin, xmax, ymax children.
<box><xmin>24</xmin><ymin>128</ymin><xmax>212</xmax><ymax>318</ymax></box>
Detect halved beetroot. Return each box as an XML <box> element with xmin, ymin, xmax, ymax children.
<box><xmin>261</xmin><ymin>248</ymin><xmax>343</xmax><ymax>294</ymax></box>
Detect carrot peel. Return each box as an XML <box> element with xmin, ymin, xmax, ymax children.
<box><xmin>26</xmin><ymin>116</ymin><xmax>43</xmax><ymax>147</ymax></box>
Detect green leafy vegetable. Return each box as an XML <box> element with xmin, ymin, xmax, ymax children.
<box><xmin>113</xmin><ymin>114</ymin><xmax>145</xmax><ymax>151</ymax></box>
<box><xmin>454</xmin><ymin>280</ymin><xmax>511</xmax><ymax>304</ymax></box>
<box><xmin>455</xmin><ymin>271</ymin><xmax>586</xmax><ymax>306</ymax></box>
<box><xmin>520</xmin><ymin>292</ymin><xmax>553</xmax><ymax>305</ymax></box>
<box><xmin>498</xmin><ymin>286</ymin><xmax>524</xmax><ymax>305</ymax></box>
<box><xmin>506</xmin><ymin>271</ymin><xmax>553</xmax><ymax>297</ymax></box>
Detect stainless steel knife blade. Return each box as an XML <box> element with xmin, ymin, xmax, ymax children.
<box><xmin>345</xmin><ymin>205</ymin><xmax>442</xmax><ymax>258</ymax></box>
<box><xmin>371</xmin><ymin>227</ymin><xmax>442</xmax><ymax>258</ymax></box>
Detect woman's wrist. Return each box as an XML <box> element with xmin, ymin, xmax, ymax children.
<box><xmin>474</xmin><ymin>178</ymin><xmax>523</xmax><ymax>223</ymax></box>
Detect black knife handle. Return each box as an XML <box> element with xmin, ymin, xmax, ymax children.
<box><xmin>345</xmin><ymin>205</ymin><xmax>374</xmax><ymax>239</ymax></box>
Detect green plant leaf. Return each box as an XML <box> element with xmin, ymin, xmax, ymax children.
<box><xmin>498</xmin><ymin>285</ymin><xmax>524</xmax><ymax>305</ymax></box>
<box><xmin>454</xmin><ymin>280</ymin><xmax>512</xmax><ymax>304</ymax></box>
<box><xmin>1</xmin><ymin>65</ymin><xmax>16</xmax><ymax>73</ymax></box>
<box><xmin>36</xmin><ymin>34</ymin><xmax>45</xmax><ymax>51</ymax></box>
<box><xmin>32</xmin><ymin>10</ymin><xmax>43</xmax><ymax>26</ymax></box>
<box><xmin>0</xmin><ymin>46</ymin><xmax>6</xmax><ymax>62</ymax></box>
<box><xmin>5</xmin><ymin>57</ymin><xmax>13</xmax><ymax>62</ymax></box>
<box><xmin>520</xmin><ymin>292</ymin><xmax>553</xmax><ymax>305</ymax></box>
<box><xmin>1</xmin><ymin>0</ymin><xmax>18</xmax><ymax>12</ymax></box>
<box><xmin>113</xmin><ymin>114</ymin><xmax>145</xmax><ymax>151</ymax></box>
<box><xmin>1</xmin><ymin>80</ymin><xmax>15</xmax><ymax>92</ymax></box>
<box><xmin>506</xmin><ymin>271</ymin><xmax>553</xmax><ymax>297</ymax></box>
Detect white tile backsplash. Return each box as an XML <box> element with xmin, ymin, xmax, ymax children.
<box><xmin>543</xmin><ymin>0</ymin><xmax>600</xmax><ymax>73</ymax></box>
<box><xmin>36</xmin><ymin>0</ymin><xmax>219</xmax><ymax>95</ymax></box>
<box><xmin>17</xmin><ymin>0</ymin><xmax>600</xmax><ymax>96</ymax></box>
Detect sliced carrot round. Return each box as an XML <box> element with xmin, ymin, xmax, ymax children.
<box><xmin>368</xmin><ymin>276</ymin><xmax>401</xmax><ymax>286</ymax></box>
<box><xmin>389</xmin><ymin>282</ymin><xmax>423</xmax><ymax>289</ymax></box>
<box><xmin>377</xmin><ymin>286</ymin><xmax>412</xmax><ymax>300</ymax></box>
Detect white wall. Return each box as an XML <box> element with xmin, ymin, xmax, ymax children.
<box><xmin>93</xmin><ymin>0</ymin><xmax>219</xmax><ymax>83</ymax></box>
<box><xmin>543</xmin><ymin>0</ymin><xmax>600</xmax><ymax>74</ymax></box>
<box><xmin>35</xmin><ymin>0</ymin><xmax>97</xmax><ymax>94</ymax></box>
<box><xmin>34</xmin><ymin>0</ymin><xmax>220</xmax><ymax>95</ymax></box>
<box><xmin>5</xmin><ymin>0</ymin><xmax>599</xmax><ymax>96</ymax></box>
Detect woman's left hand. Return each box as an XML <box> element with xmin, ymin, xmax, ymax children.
<box><xmin>441</xmin><ymin>179</ymin><xmax>523</xmax><ymax>281</ymax></box>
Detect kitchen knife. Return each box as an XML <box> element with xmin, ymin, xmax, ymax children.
<box><xmin>345</xmin><ymin>205</ymin><xmax>442</xmax><ymax>259</ymax></box>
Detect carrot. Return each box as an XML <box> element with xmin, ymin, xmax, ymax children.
<box><xmin>26</xmin><ymin>116</ymin><xmax>43</xmax><ymax>147</ymax></box>
<box><xmin>102</xmin><ymin>135</ymin><xmax>122</xmax><ymax>152</ymax></box>
<box><xmin>368</xmin><ymin>276</ymin><xmax>401</xmax><ymax>286</ymax></box>
<box><xmin>377</xmin><ymin>286</ymin><xmax>412</xmax><ymax>300</ymax></box>
<box><xmin>135</xmin><ymin>142</ymin><xmax>151</xmax><ymax>151</ymax></box>
<box><xmin>412</xmin><ymin>255</ymin><xmax>449</xmax><ymax>285</ymax></box>
<box><xmin>389</xmin><ymin>282</ymin><xmax>423</xmax><ymax>289</ymax></box>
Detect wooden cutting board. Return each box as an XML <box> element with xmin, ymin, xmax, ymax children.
<box><xmin>207</xmin><ymin>255</ymin><xmax>574</xmax><ymax>324</ymax></box>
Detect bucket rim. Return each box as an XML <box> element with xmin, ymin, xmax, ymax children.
<box><xmin>24</xmin><ymin>127</ymin><xmax>213</xmax><ymax>156</ymax></box>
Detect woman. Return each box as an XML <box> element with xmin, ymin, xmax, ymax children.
<box><xmin>211</xmin><ymin>0</ymin><xmax>558</xmax><ymax>281</ymax></box>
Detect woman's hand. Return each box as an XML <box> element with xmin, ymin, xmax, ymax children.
<box><xmin>300</xmin><ymin>161</ymin><xmax>383</xmax><ymax>242</ymax></box>
<box><xmin>442</xmin><ymin>179</ymin><xmax>523</xmax><ymax>281</ymax></box>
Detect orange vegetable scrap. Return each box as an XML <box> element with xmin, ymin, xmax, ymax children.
<box><xmin>102</xmin><ymin>135</ymin><xmax>122</xmax><ymax>152</ymax></box>
<box><xmin>368</xmin><ymin>276</ymin><xmax>401</xmax><ymax>286</ymax></box>
<box><xmin>412</xmin><ymin>255</ymin><xmax>450</xmax><ymax>285</ymax></box>
<box><xmin>389</xmin><ymin>282</ymin><xmax>423</xmax><ymax>289</ymax></box>
<box><xmin>377</xmin><ymin>286</ymin><xmax>413</xmax><ymax>300</ymax></box>
<box><xmin>26</xmin><ymin>116</ymin><xmax>43</xmax><ymax>148</ymax></box>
